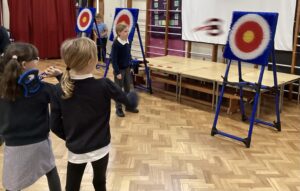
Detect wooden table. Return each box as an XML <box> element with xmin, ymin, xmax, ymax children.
<box><xmin>147</xmin><ymin>56</ymin><xmax>300</xmax><ymax>115</ymax></box>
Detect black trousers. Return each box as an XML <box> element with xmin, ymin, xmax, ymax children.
<box><xmin>96</xmin><ymin>38</ymin><xmax>107</xmax><ymax>62</ymax></box>
<box><xmin>65</xmin><ymin>154</ymin><xmax>109</xmax><ymax>191</ymax></box>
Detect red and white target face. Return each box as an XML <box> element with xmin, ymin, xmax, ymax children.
<box><xmin>77</xmin><ymin>9</ymin><xmax>93</xmax><ymax>31</ymax></box>
<box><xmin>229</xmin><ymin>14</ymin><xmax>270</xmax><ymax>60</ymax></box>
<box><xmin>112</xmin><ymin>9</ymin><xmax>134</xmax><ymax>37</ymax></box>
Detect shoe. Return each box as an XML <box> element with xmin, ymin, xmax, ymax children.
<box><xmin>125</xmin><ymin>108</ymin><xmax>139</xmax><ymax>113</ymax></box>
<box><xmin>116</xmin><ymin>108</ymin><xmax>125</xmax><ymax>117</ymax></box>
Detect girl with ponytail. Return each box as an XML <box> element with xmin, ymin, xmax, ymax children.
<box><xmin>51</xmin><ymin>37</ymin><xmax>139</xmax><ymax>191</ymax></box>
<box><xmin>0</xmin><ymin>43</ymin><xmax>62</xmax><ymax>191</ymax></box>
<box><xmin>0</xmin><ymin>43</ymin><xmax>37</xmax><ymax>100</ymax></box>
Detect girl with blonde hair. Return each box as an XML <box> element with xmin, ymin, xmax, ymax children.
<box><xmin>51</xmin><ymin>37</ymin><xmax>138</xmax><ymax>191</ymax></box>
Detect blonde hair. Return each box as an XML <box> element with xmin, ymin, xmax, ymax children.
<box><xmin>115</xmin><ymin>23</ymin><xmax>128</xmax><ymax>37</ymax></box>
<box><xmin>95</xmin><ymin>14</ymin><xmax>103</xmax><ymax>20</ymax></box>
<box><xmin>60</xmin><ymin>37</ymin><xmax>97</xmax><ymax>99</ymax></box>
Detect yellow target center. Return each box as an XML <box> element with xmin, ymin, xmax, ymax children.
<box><xmin>82</xmin><ymin>17</ymin><xmax>87</xmax><ymax>23</ymax></box>
<box><xmin>243</xmin><ymin>30</ymin><xmax>255</xmax><ymax>43</ymax></box>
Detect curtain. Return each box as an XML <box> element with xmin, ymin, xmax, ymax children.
<box><xmin>8</xmin><ymin>0</ymin><xmax>76</xmax><ymax>58</ymax></box>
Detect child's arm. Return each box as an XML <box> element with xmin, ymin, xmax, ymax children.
<box><xmin>129</xmin><ymin>41</ymin><xmax>133</xmax><ymax>61</ymax></box>
<box><xmin>111</xmin><ymin>42</ymin><xmax>120</xmax><ymax>76</ymax></box>
<box><xmin>49</xmin><ymin>85</ymin><xmax>66</xmax><ymax>140</ymax></box>
<box><xmin>93</xmin><ymin>23</ymin><xmax>98</xmax><ymax>38</ymax></box>
<box><xmin>42</xmin><ymin>66</ymin><xmax>63</xmax><ymax>81</ymax></box>
<box><xmin>101</xmin><ymin>24</ymin><xmax>108</xmax><ymax>37</ymax></box>
<box><xmin>104</xmin><ymin>78</ymin><xmax>139</xmax><ymax>109</ymax></box>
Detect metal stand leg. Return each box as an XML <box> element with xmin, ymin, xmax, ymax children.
<box><xmin>279</xmin><ymin>85</ymin><xmax>284</xmax><ymax>112</ymax></box>
<box><xmin>136</xmin><ymin>23</ymin><xmax>152</xmax><ymax>94</ymax></box>
<box><xmin>211</xmin><ymin>60</ymin><xmax>232</xmax><ymax>135</ymax></box>
<box><xmin>257</xmin><ymin>92</ymin><xmax>261</xmax><ymax>118</ymax></box>
<box><xmin>238</xmin><ymin>61</ymin><xmax>247</xmax><ymax>121</ymax></box>
<box><xmin>274</xmin><ymin>86</ymin><xmax>281</xmax><ymax>131</ymax></box>
<box><xmin>244</xmin><ymin>66</ymin><xmax>267</xmax><ymax>148</ymax></box>
<box><xmin>271</xmin><ymin>48</ymin><xmax>281</xmax><ymax>131</ymax></box>
<box><xmin>103</xmin><ymin>58</ymin><xmax>110</xmax><ymax>78</ymax></box>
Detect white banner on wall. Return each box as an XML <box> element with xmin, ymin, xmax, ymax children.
<box><xmin>182</xmin><ymin>0</ymin><xmax>297</xmax><ymax>51</ymax></box>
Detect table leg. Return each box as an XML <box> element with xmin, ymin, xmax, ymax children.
<box><xmin>298</xmin><ymin>79</ymin><xmax>300</xmax><ymax>104</ymax></box>
<box><xmin>257</xmin><ymin>92</ymin><xmax>261</xmax><ymax>118</ymax></box>
<box><xmin>178</xmin><ymin>75</ymin><xmax>182</xmax><ymax>102</ymax></box>
<box><xmin>212</xmin><ymin>81</ymin><xmax>215</xmax><ymax>109</ymax></box>
<box><xmin>215</xmin><ymin>82</ymin><xmax>219</xmax><ymax>110</ymax></box>
<box><xmin>279</xmin><ymin>85</ymin><xmax>284</xmax><ymax>112</ymax></box>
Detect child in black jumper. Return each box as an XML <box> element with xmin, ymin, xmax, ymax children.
<box><xmin>111</xmin><ymin>23</ymin><xmax>139</xmax><ymax>117</ymax></box>
<box><xmin>51</xmin><ymin>37</ymin><xmax>138</xmax><ymax>191</ymax></box>
<box><xmin>0</xmin><ymin>42</ymin><xmax>61</xmax><ymax>191</ymax></box>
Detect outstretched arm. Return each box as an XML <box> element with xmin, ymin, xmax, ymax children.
<box><xmin>104</xmin><ymin>78</ymin><xmax>138</xmax><ymax>109</ymax></box>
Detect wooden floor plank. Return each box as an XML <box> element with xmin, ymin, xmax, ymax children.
<box><xmin>0</xmin><ymin>59</ymin><xmax>300</xmax><ymax>191</ymax></box>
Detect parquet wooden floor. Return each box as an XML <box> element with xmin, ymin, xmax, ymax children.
<box><xmin>0</xmin><ymin>60</ymin><xmax>299</xmax><ymax>191</ymax></box>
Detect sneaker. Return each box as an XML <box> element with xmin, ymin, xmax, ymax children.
<box><xmin>125</xmin><ymin>108</ymin><xmax>139</xmax><ymax>113</ymax></box>
<box><xmin>116</xmin><ymin>108</ymin><xmax>125</xmax><ymax>117</ymax></box>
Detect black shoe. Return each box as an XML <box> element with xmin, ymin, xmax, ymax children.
<box><xmin>125</xmin><ymin>108</ymin><xmax>139</xmax><ymax>113</ymax></box>
<box><xmin>116</xmin><ymin>109</ymin><xmax>125</xmax><ymax>117</ymax></box>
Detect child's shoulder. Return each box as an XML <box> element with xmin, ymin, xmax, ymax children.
<box><xmin>95</xmin><ymin>77</ymin><xmax>117</xmax><ymax>88</ymax></box>
<box><xmin>112</xmin><ymin>39</ymin><xmax>120</xmax><ymax>46</ymax></box>
<box><xmin>42</xmin><ymin>81</ymin><xmax>56</xmax><ymax>89</ymax></box>
<box><xmin>41</xmin><ymin>82</ymin><xmax>61</xmax><ymax>95</ymax></box>
<box><xmin>95</xmin><ymin>77</ymin><xmax>114</xmax><ymax>85</ymax></box>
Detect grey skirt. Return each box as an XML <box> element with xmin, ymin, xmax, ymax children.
<box><xmin>3</xmin><ymin>138</ymin><xmax>56</xmax><ymax>191</ymax></box>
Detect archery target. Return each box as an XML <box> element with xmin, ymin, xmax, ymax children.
<box><xmin>229</xmin><ymin>14</ymin><xmax>270</xmax><ymax>60</ymax></box>
<box><xmin>112</xmin><ymin>9</ymin><xmax>134</xmax><ymax>37</ymax></box>
<box><xmin>109</xmin><ymin>8</ymin><xmax>139</xmax><ymax>41</ymax></box>
<box><xmin>223</xmin><ymin>12</ymin><xmax>278</xmax><ymax>65</ymax></box>
<box><xmin>76</xmin><ymin>8</ymin><xmax>96</xmax><ymax>33</ymax></box>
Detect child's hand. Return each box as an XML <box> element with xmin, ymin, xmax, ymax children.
<box><xmin>116</xmin><ymin>74</ymin><xmax>122</xmax><ymax>80</ymax></box>
<box><xmin>43</xmin><ymin>66</ymin><xmax>62</xmax><ymax>78</ymax></box>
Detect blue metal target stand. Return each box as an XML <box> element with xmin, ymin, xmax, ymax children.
<box><xmin>130</xmin><ymin>22</ymin><xmax>153</xmax><ymax>94</ymax></box>
<box><xmin>94</xmin><ymin>25</ymin><xmax>110</xmax><ymax>77</ymax></box>
<box><xmin>211</xmin><ymin>12</ymin><xmax>281</xmax><ymax>148</ymax></box>
<box><xmin>101</xmin><ymin>8</ymin><xmax>152</xmax><ymax>94</ymax></box>
<box><xmin>76</xmin><ymin>7</ymin><xmax>97</xmax><ymax>38</ymax></box>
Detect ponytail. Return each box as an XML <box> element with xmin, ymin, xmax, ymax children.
<box><xmin>0</xmin><ymin>42</ymin><xmax>39</xmax><ymax>101</ymax></box>
<box><xmin>0</xmin><ymin>58</ymin><xmax>22</xmax><ymax>101</ymax></box>
<box><xmin>60</xmin><ymin>37</ymin><xmax>97</xmax><ymax>99</ymax></box>
<box><xmin>60</xmin><ymin>69</ymin><xmax>74</xmax><ymax>99</ymax></box>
